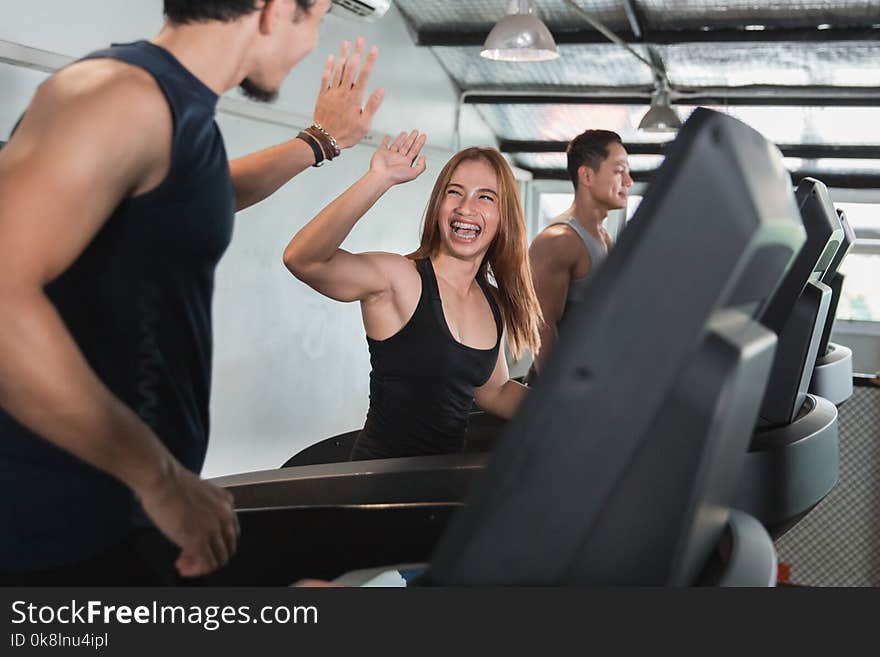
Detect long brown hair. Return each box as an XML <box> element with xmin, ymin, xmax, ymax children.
<box><xmin>409</xmin><ymin>147</ymin><xmax>542</xmax><ymax>360</ymax></box>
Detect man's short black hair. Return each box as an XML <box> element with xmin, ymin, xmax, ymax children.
<box><xmin>566</xmin><ymin>129</ymin><xmax>623</xmax><ymax>190</ymax></box>
<box><xmin>164</xmin><ymin>0</ymin><xmax>316</xmax><ymax>24</ymax></box>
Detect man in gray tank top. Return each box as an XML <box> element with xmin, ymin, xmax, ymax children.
<box><xmin>527</xmin><ymin>130</ymin><xmax>632</xmax><ymax>381</ymax></box>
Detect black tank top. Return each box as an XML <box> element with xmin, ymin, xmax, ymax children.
<box><xmin>0</xmin><ymin>41</ymin><xmax>234</xmax><ymax>572</ymax></box>
<box><xmin>351</xmin><ymin>258</ymin><xmax>503</xmax><ymax>460</ymax></box>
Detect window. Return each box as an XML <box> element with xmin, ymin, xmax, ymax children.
<box><xmin>626</xmin><ymin>195</ymin><xmax>643</xmax><ymax>223</ymax></box>
<box><xmin>535</xmin><ymin>190</ymin><xmax>633</xmax><ymax>242</ymax></box>
<box><xmin>836</xmin><ymin>202</ymin><xmax>880</xmax><ymax>236</ymax></box>
<box><xmin>834</xmin><ymin>202</ymin><xmax>880</xmax><ymax>322</ymax></box>
<box><xmin>838</xmin><ymin>254</ymin><xmax>880</xmax><ymax>321</ymax></box>
<box><xmin>538</xmin><ymin>192</ymin><xmax>573</xmax><ymax>228</ymax></box>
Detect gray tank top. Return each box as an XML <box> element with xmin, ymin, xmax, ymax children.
<box><xmin>524</xmin><ymin>215</ymin><xmax>610</xmax><ymax>386</ymax></box>
<box><xmin>554</xmin><ymin>216</ymin><xmax>608</xmax><ymax>307</ymax></box>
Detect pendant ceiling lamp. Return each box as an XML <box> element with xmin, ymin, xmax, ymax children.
<box><xmin>561</xmin><ymin>0</ymin><xmax>682</xmax><ymax>132</ymax></box>
<box><xmin>481</xmin><ymin>0</ymin><xmax>560</xmax><ymax>63</ymax></box>
<box><xmin>638</xmin><ymin>80</ymin><xmax>683</xmax><ymax>133</ymax></box>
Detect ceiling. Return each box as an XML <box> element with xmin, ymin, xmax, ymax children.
<box><xmin>393</xmin><ymin>0</ymin><xmax>880</xmax><ymax>187</ymax></box>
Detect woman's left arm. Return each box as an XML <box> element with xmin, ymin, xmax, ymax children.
<box><xmin>473</xmin><ymin>348</ymin><xmax>529</xmax><ymax>420</ymax></box>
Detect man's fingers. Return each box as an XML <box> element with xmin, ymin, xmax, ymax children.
<box><xmin>362</xmin><ymin>88</ymin><xmax>385</xmax><ymax>123</ymax></box>
<box><xmin>232</xmin><ymin>507</ymin><xmax>241</xmax><ymax>538</ymax></box>
<box><xmin>341</xmin><ymin>38</ymin><xmax>364</xmax><ymax>90</ymax></box>
<box><xmin>210</xmin><ymin>533</ymin><xmax>231</xmax><ymax>569</ymax></box>
<box><xmin>380</xmin><ymin>134</ymin><xmax>392</xmax><ymax>149</ymax></box>
<box><xmin>176</xmin><ymin>549</ymin><xmax>215</xmax><ymax>579</ymax></box>
<box><xmin>353</xmin><ymin>45</ymin><xmax>379</xmax><ymax>97</ymax></box>
<box><xmin>330</xmin><ymin>41</ymin><xmax>350</xmax><ymax>87</ymax></box>
<box><xmin>224</xmin><ymin>512</ymin><xmax>240</xmax><ymax>557</ymax></box>
<box><xmin>199</xmin><ymin>543</ymin><xmax>220</xmax><ymax>573</ymax></box>
<box><xmin>319</xmin><ymin>54</ymin><xmax>334</xmax><ymax>92</ymax></box>
<box><xmin>175</xmin><ymin>554</ymin><xmax>196</xmax><ymax>578</ymax></box>
<box><xmin>218</xmin><ymin>488</ymin><xmax>238</xmax><ymax>557</ymax></box>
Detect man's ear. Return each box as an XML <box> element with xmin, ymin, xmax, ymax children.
<box><xmin>258</xmin><ymin>0</ymin><xmax>280</xmax><ymax>36</ymax></box>
<box><xmin>578</xmin><ymin>164</ymin><xmax>594</xmax><ymax>188</ymax></box>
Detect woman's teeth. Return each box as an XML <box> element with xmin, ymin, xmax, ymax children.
<box><xmin>451</xmin><ymin>220</ymin><xmax>481</xmax><ymax>241</ymax></box>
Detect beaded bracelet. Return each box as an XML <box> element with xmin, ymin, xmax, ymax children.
<box><xmin>303</xmin><ymin>126</ymin><xmax>334</xmax><ymax>163</ymax></box>
<box><xmin>310</xmin><ymin>123</ymin><xmax>341</xmax><ymax>159</ymax></box>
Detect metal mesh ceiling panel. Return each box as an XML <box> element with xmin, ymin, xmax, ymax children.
<box><xmin>721</xmin><ymin>106</ymin><xmax>880</xmax><ymax>144</ymax></box>
<box><xmin>513</xmin><ymin>152</ymin><xmax>665</xmax><ymax>170</ymax></box>
<box><xmin>475</xmin><ymin>103</ymin><xmax>688</xmax><ymax>141</ymax></box>
<box><xmin>394</xmin><ymin>0</ymin><xmax>631</xmax><ymax>32</ymax></box>
<box><xmin>434</xmin><ymin>45</ymin><xmax>654</xmax><ymax>88</ymax></box>
<box><xmin>395</xmin><ymin>0</ymin><xmax>880</xmax><ymax>179</ymax></box>
<box><xmin>475</xmin><ymin>103</ymin><xmax>880</xmax><ymax>145</ymax></box>
<box><xmin>662</xmin><ymin>41</ymin><xmax>880</xmax><ymax>87</ymax></box>
<box><xmin>638</xmin><ymin>0</ymin><xmax>880</xmax><ymax>31</ymax></box>
<box><xmin>783</xmin><ymin>158</ymin><xmax>880</xmax><ymax>172</ymax></box>
<box><xmin>515</xmin><ymin>154</ymin><xmax>880</xmax><ymax>175</ymax></box>
<box><xmin>433</xmin><ymin>42</ymin><xmax>879</xmax><ymax>91</ymax></box>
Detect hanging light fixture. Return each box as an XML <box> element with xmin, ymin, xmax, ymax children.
<box><xmin>638</xmin><ymin>79</ymin><xmax>683</xmax><ymax>133</ymax></box>
<box><xmin>560</xmin><ymin>0</ymin><xmax>682</xmax><ymax>133</ymax></box>
<box><xmin>480</xmin><ymin>0</ymin><xmax>560</xmax><ymax>62</ymax></box>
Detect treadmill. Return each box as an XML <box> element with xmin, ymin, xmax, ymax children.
<box><xmin>809</xmin><ymin>209</ymin><xmax>856</xmax><ymax>406</ymax></box>
<box><xmin>733</xmin><ymin>178</ymin><xmax>844</xmax><ymax>536</ymax></box>
<box><xmin>205</xmin><ymin>108</ymin><xmax>803</xmax><ymax>586</ymax></box>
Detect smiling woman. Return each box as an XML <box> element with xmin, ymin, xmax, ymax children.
<box><xmin>408</xmin><ymin>147</ymin><xmax>543</xmax><ymax>360</ymax></box>
<box><xmin>283</xmin><ymin>136</ymin><xmax>542</xmax><ymax>460</ymax></box>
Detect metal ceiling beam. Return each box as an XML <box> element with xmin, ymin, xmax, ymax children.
<box><xmin>526</xmin><ymin>167</ymin><xmax>880</xmax><ymax>189</ymax></box>
<box><xmin>417</xmin><ymin>26</ymin><xmax>880</xmax><ymax>47</ymax></box>
<box><xmin>500</xmin><ymin>141</ymin><xmax>880</xmax><ymax>159</ymax></box>
<box><xmin>526</xmin><ymin>168</ymin><xmax>652</xmax><ymax>182</ymax></box>
<box><xmin>501</xmin><ymin>140</ymin><xmax>663</xmax><ymax>154</ymax></box>
<box><xmin>620</xmin><ymin>0</ymin><xmax>644</xmax><ymax>40</ymax></box>
<box><xmin>464</xmin><ymin>87</ymin><xmax>880</xmax><ymax>107</ymax></box>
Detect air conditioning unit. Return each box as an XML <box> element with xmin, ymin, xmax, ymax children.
<box><xmin>331</xmin><ymin>0</ymin><xmax>391</xmax><ymax>21</ymax></box>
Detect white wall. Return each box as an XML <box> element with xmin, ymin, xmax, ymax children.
<box><xmin>0</xmin><ymin>64</ymin><xmax>47</xmax><ymax>132</ymax></box>
<box><xmin>0</xmin><ymin>1</ymin><xmax>496</xmax><ymax>476</ymax></box>
<box><xmin>211</xmin><ymin>115</ymin><xmax>452</xmax><ymax>476</ymax></box>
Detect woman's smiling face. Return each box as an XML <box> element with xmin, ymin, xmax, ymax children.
<box><xmin>436</xmin><ymin>158</ymin><xmax>501</xmax><ymax>260</ymax></box>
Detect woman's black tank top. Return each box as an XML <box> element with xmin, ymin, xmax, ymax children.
<box><xmin>351</xmin><ymin>258</ymin><xmax>503</xmax><ymax>460</ymax></box>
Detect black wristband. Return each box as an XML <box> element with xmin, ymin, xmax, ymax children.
<box><xmin>297</xmin><ymin>130</ymin><xmax>324</xmax><ymax>167</ymax></box>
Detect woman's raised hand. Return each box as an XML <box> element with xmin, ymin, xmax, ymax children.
<box><xmin>370</xmin><ymin>130</ymin><xmax>428</xmax><ymax>186</ymax></box>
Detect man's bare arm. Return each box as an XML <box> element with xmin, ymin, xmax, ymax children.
<box><xmin>0</xmin><ymin>63</ymin><xmax>238</xmax><ymax>577</ymax></box>
<box><xmin>528</xmin><ymin>228</ymin><xmax>578</xmax><ymax>373</ymax></box>
<box><xmin>230</xmin><ymin>38</ymin><xmax>385</xmax><ymax>211</ymax></box>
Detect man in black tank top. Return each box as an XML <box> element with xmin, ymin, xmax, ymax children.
<box><xmin>0</xmin><ymin>0</ymin><xmax>385</xmax><ymax>584</ymax></box>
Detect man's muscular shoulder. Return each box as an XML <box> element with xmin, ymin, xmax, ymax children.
<box><xmin>530</xmin><ymin>223</ymin><xmax>584</xmax><ymax>272</ymax></box>
<box><xmin>37</xmin><ymin>58</ymin><xmax>167</xmax><ymax>118</ymax></box>
<box><xmin>29</xmin><ymin>59</ymin><xmax>173</xmax><ymax>195</ymax></box>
